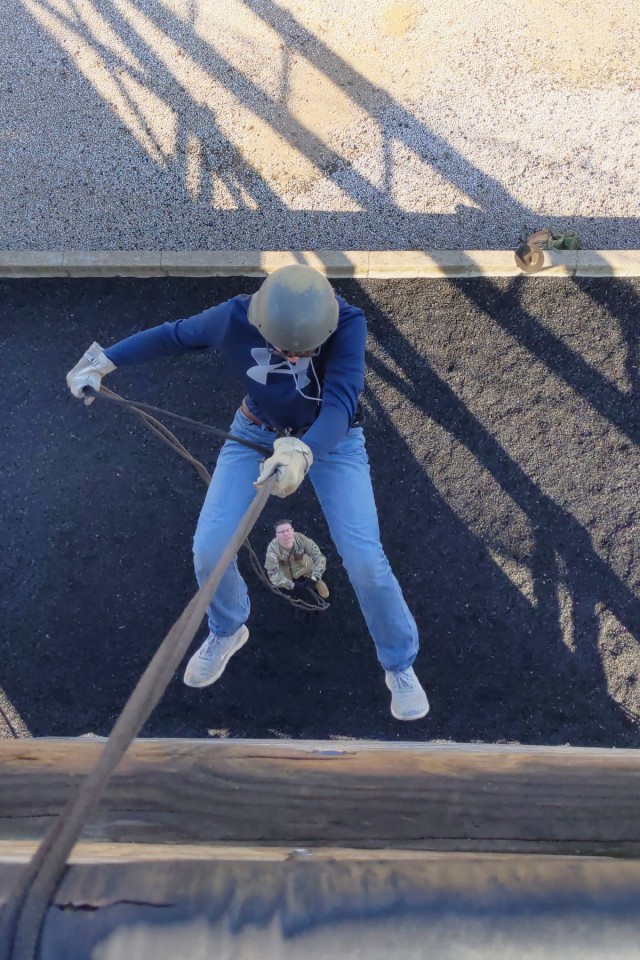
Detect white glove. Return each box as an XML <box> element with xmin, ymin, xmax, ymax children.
<box><xmin>66</xmin><ymin>342</ymin><xmax>116</xmax><ymax>405</ymax></box>
<box><xmin>254</xmin><ymin>436</ymin><xmax>313</xmax><ymax>498</ymax></box>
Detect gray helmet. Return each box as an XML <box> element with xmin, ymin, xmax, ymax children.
<box><xmin>248</xmin><ymin>264</ymin><xmax>339</xmax><ymax>353</ymax></box>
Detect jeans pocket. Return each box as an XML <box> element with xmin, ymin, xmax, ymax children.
<box><xmin>232</xmin><ymin>407</ymin><xmax>256</xmax><ymax>431</ymax></box>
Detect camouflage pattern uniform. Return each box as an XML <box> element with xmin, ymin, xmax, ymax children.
<box><xmin>265</xmin><ymin>533</ymin><xmax>327</xmax><ymax>590</ymax></box>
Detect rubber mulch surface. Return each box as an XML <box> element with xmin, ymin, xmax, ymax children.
<box><xmin>1</xmin><ymin>276</ymin><xmax>639</xmax><ymax>746</ymax></box>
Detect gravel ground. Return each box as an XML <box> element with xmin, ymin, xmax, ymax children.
<box><xmin>1</xmin><ymin>0</ymin><xmax>639</xmax><ymax>250</ymax></box>
<box><xmin>1</xmin><ymin>277</ymin><xmax>639</xmax><ymax>745</ymax></box>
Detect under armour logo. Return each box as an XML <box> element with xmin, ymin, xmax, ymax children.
<box><xmin>246</xmin><ymin>348</ymin><xmax>310</xmax><ymax>388</ymax></box>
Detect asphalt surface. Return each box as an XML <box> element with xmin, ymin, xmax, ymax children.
<box><xmin>1</xmin><ymin>277</ymin><xmax>639</xmax><ymax>745</ymax></box>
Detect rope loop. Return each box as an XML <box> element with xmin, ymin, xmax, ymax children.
<box><xmin>97</xmin><ymin>387</ymin><xmax>329</xmax><ymax>613</ymax></box>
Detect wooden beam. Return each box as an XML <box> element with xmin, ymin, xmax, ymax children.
<box><xmin>2</xmin><ymin>739</ymin><xmax>640</xmax><ymax>854</ymax></box>
<box><xmin>2</xmin><ymin>854</ymin><xmax>640</xmax><ymax>959</ymax></box>
<box><xmin>0</xmin><ymin>841</ymin><xmax>507</xmax><ymax>863</ymax></box>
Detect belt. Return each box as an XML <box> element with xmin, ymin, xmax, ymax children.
<box><xmin>240</xmin><ymin>399</ymin><xmax>365</xmax><ymax>435</ymax></box>
<box><xmin>240</xmin><ymin>401</ymin><xmax>308</xmax><ymax>437</ymax></box>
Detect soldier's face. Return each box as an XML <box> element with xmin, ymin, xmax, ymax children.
<box><xmin>276</xmin><ymin>524</ymin><xmax>294</xmax><ymax>548</ymax></box>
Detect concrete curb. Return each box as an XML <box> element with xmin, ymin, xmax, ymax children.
<box><xmin>0</xmin><ymin>250</ymin><xmax>639</xmax><ymax>279</ymax></box>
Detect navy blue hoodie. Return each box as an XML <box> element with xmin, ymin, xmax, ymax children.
<box><xmin>104</xmin><ymin>293</ymin><xmax>366</xmax><ymax>457</ymax></box>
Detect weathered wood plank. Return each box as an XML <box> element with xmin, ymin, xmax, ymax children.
<box><xmin>2</xmin><ymin>739</ymin><xmax>640</xmax><ymax>854</ymax></box>
<box><xmin>4</xmin><ymin>841</ymin><xmax>636</xmax><ymax>866</ymax></box>
<box><xmin>2</xmin><ymin>855</ymin><xmax>640</xmax><ymax>959</ymax></box>
<box><xmin>0</xmin><ymin>841</ymin><xmax>515</xmax><ymax>863</ymax></box>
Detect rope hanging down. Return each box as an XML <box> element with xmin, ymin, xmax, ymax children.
<box><xmin>1</xmin><ymin>391</ymin><xmax>332</xmax><ymax>957</ymax></box>
<box><xmin>1</xmin><ymin>391</ymin><xmax>333</xmax><ymax>958</ymax></box>
<box><xmin>90</xmin><ymin>386</ymin><xmax>329</xmax><ymax>613</ymax></box>
<box><xmin>1</xmin><ymin>473</ymin><xmax>279</xmax><ymax>960</ymax></box>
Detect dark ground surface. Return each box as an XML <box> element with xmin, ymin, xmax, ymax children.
<box><xmin>1</xmin><ymin>276</ymin><xmax>639</xmax><ymax>746</ymax></box>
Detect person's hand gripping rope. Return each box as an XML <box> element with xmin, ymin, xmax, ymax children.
<box><xmin>254</xmin><ymin>436</ymin><xmax>313</xmax><ymax>498</ymax></box>
<box><xmin>66</xmin><ymin>342</ymin><xmax>116</xmax><ymax>405</ymax></box>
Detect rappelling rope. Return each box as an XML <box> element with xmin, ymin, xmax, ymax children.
<box><xmin>1</xmin><ymin>473</ymin><xmax>279</xmax><ymax>960</ymax></box>
<box><xmin>94</xmin><ymin>386</ymin><xmax>329</xmax><ymax>613</ymax></box>
<box><xmin>0</xmin><ymin>390</ymin><xmax>330</xmax><ymax>959</ymax></box>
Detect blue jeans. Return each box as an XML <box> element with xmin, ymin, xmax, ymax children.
<box><xmin>192</xmin><ymin>407</ymin><xmax>419</xmax><ymax>673</ymax></box>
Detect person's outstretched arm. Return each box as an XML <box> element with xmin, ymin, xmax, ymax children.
<box><xmin>66</xmin><ymin>300</ymin><xmax>236</xmax><ymax>401</ymax></box>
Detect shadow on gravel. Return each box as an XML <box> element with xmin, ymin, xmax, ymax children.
<box><xmin>12</xmin><ymin>0</ymin><xmax>639</xmax><ymax>247</ymax></box>
<box><xmin>349</xmin><ymin>281</ymin><xmax>640</xmax><ymax>747</ymax></box>
<box><xmin>1</xmin><ymin>277</ymin><xmax>639</xmax><ymax>746</ymax></box>
<box><xmin>469</xmin><ymin>278</ymin><xmax>640</xmax><ymax>449</ymax></box>
<box><xmin>570</xmin><ymin>277</ymin><xmax>640</xmax><ymax>414</ymax></box>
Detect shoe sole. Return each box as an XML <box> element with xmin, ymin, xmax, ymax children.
<box><xmin>390</xmin><ymin>702</ymin><xmax>430</xmax><ymax>721</ymax></box>
<box><xmin>386</xmin><ymin>675</ymin><xmax>430</xmax><ymax>721</ymax></box>
<box><xmin>183</xmin><ymin>626</ymin><xmax>249</xmax><ymax>688</ymax></box>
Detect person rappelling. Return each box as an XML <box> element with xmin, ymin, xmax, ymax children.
<box><xmin>65</xmin><ymin>264</ymin><xmax>428</xmax><ymax>721</ymax></box>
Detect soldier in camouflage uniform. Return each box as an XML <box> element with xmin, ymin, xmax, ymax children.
<box><xmin>265</xmin><ymin>519</ymin><xmax>330</xmax><ymax>599</ymax></box>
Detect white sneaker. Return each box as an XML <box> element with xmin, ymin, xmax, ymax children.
<box><xmin>385</xmin><ymin>667</ymin><xmax>429</xmax><ymax>721</ymax></box>
<box><xmin>183</xmin><ymin>626</ymin><xmax>249</xmax><ymax>688</ymax></box>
